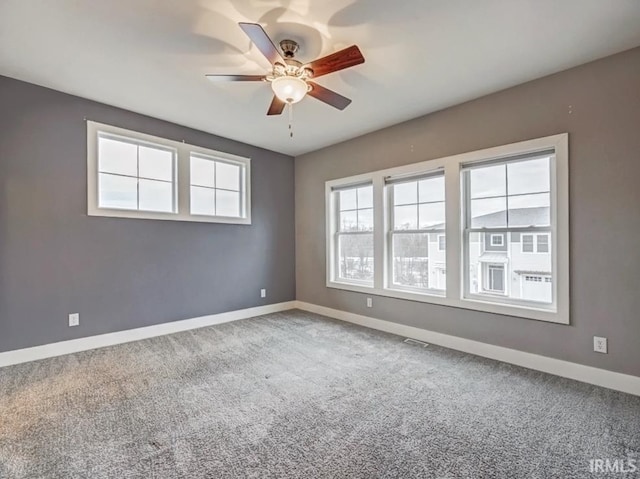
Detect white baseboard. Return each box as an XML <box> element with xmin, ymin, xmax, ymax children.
<box><xmin>0</xmin><ymin>301</ymin><xmax>297</xmax><ymax>368</ymax></box>
<box><xmin>294</xmin><ymin>301</ymin><xmax>640</xmax><ymax>397</ymax></box>
<box><xmin>4</xmin><ymin>300</ymin><xmax>638</xmax><ymax>397</ymax></box>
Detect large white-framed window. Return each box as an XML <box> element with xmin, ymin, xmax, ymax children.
<box><xmin>87</xmin><ymin>121</ymin><xmax>251</xmax><ymax>224</ymax></box>
<box><xmin>462</xmin><ymin>152</ymin><xmax>555</xmax><ymax>309</ymax></box>
<box><xmin>325</xmin><ymin>133</ymin><xmax>569</xmax><ymax>324</ymax></box>
<box><xmin>387</xmin><ymin>172</ymin><xmax>446</xmax><ymax>295</ymax></box>
<box><xmin>330</xmin><ymin>182</ymin><xmax>374</xmax><ymax>286</ymax></box>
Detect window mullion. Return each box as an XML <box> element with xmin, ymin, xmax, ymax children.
<box><xmin>177</xmin><ymin>146</ymin><xmax>189</xmax><ymax>215</ymax></box>
<box><xmin>373</xmin><ymin>175</ymin><xmax>386</xmax><ymax>290</ymax></box>
<box><xmin>445</xmin><ymin>162</ymin><xmax>462</xmax><ymax>300</ymax></box>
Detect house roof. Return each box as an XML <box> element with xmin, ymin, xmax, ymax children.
<box><xmin>430</xmin><ymin>206</ymin><xmax>549</xmax><ymax>230</ymax></box>
<box><xmin>472</xmin><ymin>207</ymin><xmax>550</xmax><ymax>228</ymax></box>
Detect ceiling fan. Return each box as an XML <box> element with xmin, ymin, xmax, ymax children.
<box><xmin>206</xmin><ymin>22</ymin><xmax>365</xmax><ymax>116</ymax></box>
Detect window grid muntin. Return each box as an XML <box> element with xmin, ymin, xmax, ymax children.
<box><xmin>387</xmin><ymin>175</ymin><xmax>446</xmax><ymax>295</ymax></box>
<box><xmin>334</xmin><ymin>184</ymin><xmax>374</xmax><ymax>285</ymax></box>
<box><xmin>189</xmin><ymin>154</ymin><xmax>245</xmax><ymax>218</ymax></box>
<box><xmin>97</xmin><ymin>132</ymin><xmax>176</xmax><ymax>213</ymax></box>
<box><xmin>463</xmin><ymin>155</ymin><xmax>554</xmax><ymax>307</ymax></box>
<box><xmin>468</xmin><ymin>157</ymin><xmax>551</xmax><ymax>229</ymax></box>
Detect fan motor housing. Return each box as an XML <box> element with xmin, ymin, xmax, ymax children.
<box><xmin>279</xmin><ymin>39</ymin><xmax>299</xmax><ymax>59</ymax></box>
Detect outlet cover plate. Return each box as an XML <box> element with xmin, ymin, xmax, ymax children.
<box><xmin>69</xmin><ymin>313</ymin><xmax>79</xmax><ymax>327</ymax></box>
<box><xmin>593</xmin><ymin>336</ymin><xmax>607</xmax><ymax>354</ymax></box>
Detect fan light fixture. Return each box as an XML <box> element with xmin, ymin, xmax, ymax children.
<box><xmin>205</xmin><ymin>22</ymin><xmax>365</xmax><ymax>138</ymax></box>
<box><xmin>271</xmin><ymin>76</ymin><xmax>309</xmax><ymax>104</ymax></box>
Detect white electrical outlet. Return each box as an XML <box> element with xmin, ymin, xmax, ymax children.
<box><xmin>68</xmin><ymin>313</ymin><xmax>79</xmax><ymax>327</ymax></box>
<box><xmin>593</xmin><ymin>336</ymin><xmax>607</xmax><ymax>354</ymax></box>
<box><xmin>260</xmin><ymin>289</ymin><xmax>266</xmax><ymax>298</ymax></box>
<box><xmin>366</xmin><ymin>297</ymin><xmax>373</xmax><ymax>308</ymax></box>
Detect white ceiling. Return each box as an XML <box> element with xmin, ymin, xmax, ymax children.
<box><xmin>2</xmin><ymin>0</ymin><xmax>640</xmax><ymax>156</ymax></box>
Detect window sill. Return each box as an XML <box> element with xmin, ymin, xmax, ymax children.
<box><xmin>88</xmin><ymin>207</ymin><xmax>251</xmax><ymax>225</ymax></box>
<box><xmin>326</xmin><ymin>281</ymin><xmax>568</xmax><ymax>324</ymax></box>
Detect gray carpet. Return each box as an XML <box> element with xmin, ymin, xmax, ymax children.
<box><xmin>1</xmin><ymin>310</ymin><xmax>639</xmax><ymax>478</ymax></box>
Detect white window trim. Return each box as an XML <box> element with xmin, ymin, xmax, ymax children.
<box><xmin>87</xmin><ymin>121</ymin><xmax>251</xmax><ymax>225</ymax></box>
<box><xmin>325</xmin><ymin>133</ymin><xmax>569</xmax><ymax>324</ymax></box>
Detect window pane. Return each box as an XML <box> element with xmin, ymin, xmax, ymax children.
<box><xmin>216</xmin><ymin>162</ymin><xmax>240</xmax><ymax>191</ymax></box>
<box><xmin>419</xmin><ymin>176</ymin><xmax>445</xmax><ymax>203</ymax></box>
<box><xmin>508</xmin><ymin>193</ymin><xmax>550</xmax><ymax>227</ymax></box>
<box><xmin>190</xmin><ymin>156</ymin><xmax>215</xmax><ymax>188</ymax></box>
<box><xmin>394</xmin><ymin>181</ymin><xmax>417</xmax><ymax>206</ymax></box>
<box><xmin>99</xmin><ymin>173</ymin><xmax>137</xmax><ymax>210</ymax></box>
<box><xmin>537</xmin><ymin>234</ymin><xmax>550</xmax><ymax>253</ymax></box>
<box><xmin>507</xmin><ymin>157</ymin><xmax>550</xmax><ymax>195</ymax></box>
<box><xmin>467</xmin><ymin>232</ymin><xmax>552</xmax><ymax>304</ymax></box>
<box><xmin>394</xmin><ymin>205</ymin><xmax>418</xmax><ymax>230</ymax></box>
<box><xmin>357</xmin><ymin>208</ymin><xmax>374</xmax><ymax>231</ymax></box>
<box><xmin>522</xmin><ymin>234</ymin><xmax>535</xmax><ymax>253</ymax></box>
<box><xmin>139</xmin><ymin>179</ymin><xmax>174</xmax><ymax>213</ymax></box>
<box><xmin>489</xmin><ymin>266</ymin><xmax>505</xmax><ymax>292</ymax></box>
<box><xmin>419</xmin><ymin>202</ymin><xmax>445</xmax><ymax>229</ymax></box>
<box><xmin>338</xmin><ymin>234</ymin><xmax>374</xmax><ymax>282</ymax></box>
<box><xmin>357</xmin><ymin>186</ymin><xmax>373</xmax><ymax>209</ymax></box>
<box><xmin>470</xmin><ymin>165</ymin><xmax>506</xmax><ymax>199</ymax></box>
<box><xmin>438</xmin><ymin>235</ymin><xmax>446</xmax><ymax>251</ymax></box>
<box><xmin>139</xmin><ymin>146</ymin><xmax>173</xmax><ymax>181</ymax></box>
<box><xmin>191</xmin><ymin>186</ymin><xmax>215</xmax><ymax>216</ymax></box>
<box><xmin>340</xmin><ymin>210</ymin><xmax>358</xmax><ymax>232</ymax></box>
<box><xmin>470</xmin><ymin>197</ymin><xmax>507</xmax><ymax>228</ymax></box>
<box><xmin>216</xmin><ymin>189</ymin><xmax>240</xmax><ymax>217</ymax></box>
<box><xmin>392</xmin><ymin>233</ymin><xmax>430</xmax><ymax>289</ymax></box>
<box><xmin>339</xmin><ymin>189</ymin><xmax>357</xmax><ymax>211</ymax></box>
<box><xmin>98</xmin><ymin>136</ymin><xmax>137</xmax><ymax>177</ymax></box>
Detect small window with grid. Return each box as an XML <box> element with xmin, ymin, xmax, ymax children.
<box><xmin>97</xmin><ymin>133</ymin><xmax>176</xmax><ymax>213</ymax></box>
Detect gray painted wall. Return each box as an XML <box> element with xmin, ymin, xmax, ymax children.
<box><xmin>295</xmin><ymin>47</ymin><xmax>640</xmax><ymax>377</ymax></box>
<box><xmin>0</xmin><ymin>76</ymin><xmax>295</xmax><ymax>353</ymax></box>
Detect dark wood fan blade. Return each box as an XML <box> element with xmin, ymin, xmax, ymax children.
<box><xmin>303</xmin><ymin>45</ymin><xmax>364</xmax><ymax>78</ymax></box>
<box><xmin>307</xmin><ymin>81</ymin><xmax>352</xmax><ymax>110</ymax></box>
<box><xmin>205</xmin><ymin>74</ymin><xmax>265</xmax><ymax>82</ymax></box>
<box><xmin>239</xmin><ymin>22</ymin><xmax>285</xmax><ymax>65</ymax></box>
<box><xmin>267</xmin><ymin>96</ymin><xmax>286</xmax><ymax>116</ymax></box>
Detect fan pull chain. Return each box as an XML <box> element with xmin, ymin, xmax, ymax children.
<box><xmin>288</xmin><ymin>103</ymin><xmax>294</xmax><ymax>138</ymax></box>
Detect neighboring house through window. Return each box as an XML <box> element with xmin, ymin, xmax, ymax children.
<box><xmin>490</xmin><ymin>234</ymin><xmax>504</xmax><ymax>247</ymax></box>
<box><xmin>487</xmin><ymin>264</ymin><xmax>505</xmax><ymax>293</ymax></box>
<box><xmin>325</xmin><ymin>134</ymin><xmax>569</xmax><ymax>324</ymax></box>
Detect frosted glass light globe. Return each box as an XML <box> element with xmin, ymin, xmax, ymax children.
<box><xmin>271</xmin><ymin>76</ymin><xmax>308</xmax><ymax>104</ymax></box>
